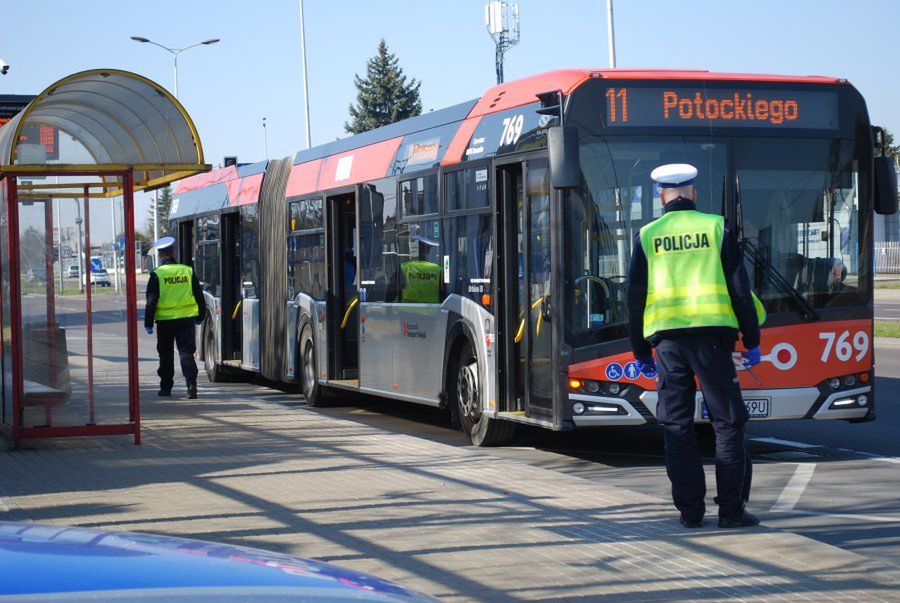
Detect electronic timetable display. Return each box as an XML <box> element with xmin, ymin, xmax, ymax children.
<box><xmin>604</xmin><ymin>86</ymin><xmax>839</xmax><ymax>129</ymax></box>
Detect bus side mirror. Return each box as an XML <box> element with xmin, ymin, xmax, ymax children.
<box><xmin>547</xmin><ymin>126</ymin><xmax>580</xmax><ymax>190</ymax></box>
<box><xmin>875</xmin><ymin>156</ymin><xmax>898</xmax><ymax>215</ymax></box>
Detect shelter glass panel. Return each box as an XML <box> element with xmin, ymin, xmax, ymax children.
<box><xmin>15</xmin><ymin>192</ymin><xmax>133</xmax><ymax>429</ymax></box>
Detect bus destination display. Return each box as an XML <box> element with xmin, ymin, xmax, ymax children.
<box><xmin>604</xmin><ymin>87</ymin><xmax>838</xmax><ymax>129</ymax></box>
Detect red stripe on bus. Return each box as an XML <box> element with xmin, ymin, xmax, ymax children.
<box><xmin>469</xmin><ymin>70</ymin><xmax>592</xmax><ymax>118</ymax></box>
<box><xmin>173</xmin><ymin>165</ymin><xmax>238</xmax><ymax>195</ymax></box>
<box><xmin>441</xmin><ymin>116</ymin><xmax>482</xmax><ymax>166</ymax></box>
<box><xmin>285</xmin><ymin>159</ymin><xmax>324</xmax><ymax>198</ymax></box>
<box><xmin>235</xmin><ymin>173</ymin><xmax>264</xmax><ymax>206</ymax></box>
<box><xmin>287</xmin><ymin>137</ymin><xmax>403</xmax><ymax>197</ymax></box>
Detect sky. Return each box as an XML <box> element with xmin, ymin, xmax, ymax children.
<box><xmin>1</xmin><ymin>0</ymin><xmax>898</xmax><ymax>238</ymax></box>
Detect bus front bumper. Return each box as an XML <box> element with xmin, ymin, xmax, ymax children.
<box><xmin>570</xmin><ymin>385</ymin><xmax>872</xmax><ymax>427</ymax></box>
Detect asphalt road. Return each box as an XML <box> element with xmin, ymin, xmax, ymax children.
<box><xmin>874</xmin><ymin>287</ymin><xmax>900</xmax><ymax>321</ymax></box>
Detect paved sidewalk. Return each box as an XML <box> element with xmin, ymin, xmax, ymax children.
<box><xmin>1</xmin><ymin>380</ymin><xmax>899</xmax><ymax>601</ymax></box>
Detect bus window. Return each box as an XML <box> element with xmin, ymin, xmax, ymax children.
<box><xmin>445</xmin><ymin>213</ymin><xmax>492</xmax><ymax>302</ymax></box>
<box><xmin>241</xmin><ymin>204</ymin><xmax>259</xmax><ymax>299</ymax></box>
<box><xmin>287</xmin><ymin>199</ymin><xmax>326</xmax><ymax>301</ymax></box>
<box><xmin>359</xmin><ymin>179</ymin><xmax>397</xmax><ymax>303</ymax></box>
<box><xmin>447</xmin><ymin>168</ymin><xmax>490</xmax><ymax>211</ymax></box>
<box><xmin>563</xmin><ymin>139</ymin><xmax>726</xmax><ymax>347</ymax></box>
<box><xmin>391</xmin><ymin>219</ymin><xmax>442</xmax><ymax>303</ymax></box>
<box><xmin>735</xmin><ymin>138</ymin><xmax>868</xmax><ymax>312</ymax></box>
<box><xmin>401</xmin><ymin>174</ymin><xmax>438</xmax><ymax>217</ymax></box>
<box><xmin>196</xmin><ymin>215</ymin><xmax>221</xmax><ymax>297</ymax></box>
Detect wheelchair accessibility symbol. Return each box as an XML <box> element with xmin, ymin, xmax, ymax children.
<box><xmin>605</xmin><ymin>363</ymin><xmax>623</xmax><ymax>381</ymax></box>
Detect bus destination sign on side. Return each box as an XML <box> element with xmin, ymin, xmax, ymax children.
<box><xmin>604</xmin><ymin>87</ymin><xmax>838</xmax><ymax>129</ymax></box>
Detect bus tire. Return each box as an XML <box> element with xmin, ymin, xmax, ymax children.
<box><xmin>203</xmin><ymin>319</ymin><xmax>224</xmax><ymax>383</ymax></box>
<box><xmin>300</xmin><ymin>326</ymin><xmax>324</xmax><ymax>406</ymax></box>
<box><xmin>450</xmin><ymin>339</ymin><xmax>515</xmax><ymax>447</ymax></box>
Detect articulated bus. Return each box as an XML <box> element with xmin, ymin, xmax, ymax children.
<box><xmin>168</xmin><ymin>69</ymin><xmax>898</xmax><ymax>446</ymax></box>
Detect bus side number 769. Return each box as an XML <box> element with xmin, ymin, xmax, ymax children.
<box><xmin>819</xmin><ymin>330</ymin><xmax>869</xmax><ymax>362</ymax></box>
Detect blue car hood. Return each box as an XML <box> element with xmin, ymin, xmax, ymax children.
<box><xmin>0</xmin><ymin>522</ymin><xmax>434</xmax><ymax>601</ymax></box>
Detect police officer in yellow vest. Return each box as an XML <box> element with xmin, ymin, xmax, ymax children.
<box><xmin>399</xmin><ymin>237</ymin><xmax>441</xmax><ymax>303</ymax></box>
<box><xmin>145</xmin><ymin>237</ymin><xmax>206</xmax><ymax>399</ymax></box>
<box><xmin>627</xmin><ymin>164</ymin><xmax>762</xmax><ymax>529</ymax></box>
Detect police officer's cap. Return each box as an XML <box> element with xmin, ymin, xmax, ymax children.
<box><xmin>152</xmin><ymin>236</ymin><xmax>176</xmax><ymax>252</ymax></box>
<box><xmin>651</xmin><ymin>163</ymin><xmax>698</xmax><ymax>188</ymax></box>
<box><xmin>411</xmin><ymin>234</ymin><xmax>438</xmax><ymax>247</ymax></box>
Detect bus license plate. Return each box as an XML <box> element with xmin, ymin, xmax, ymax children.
<box><xmin>700</xmin><ymin>398</ymin><xmax>770</xmax><ymax>419</ymax></box>
<box><xmin>744</xmin><ymin>399</ymin><xmax>769</xmax><ymax>418</ymax></box>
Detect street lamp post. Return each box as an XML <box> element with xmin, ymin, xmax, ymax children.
<box><xmin>131</xmin><ymin>34</ymin><xmax>219</xmax><ymax>267</ymax></box>
<box><xmin>130</xmin><ymin>36</ymin><xmax>220</xmax><ymax>99</ymax></box>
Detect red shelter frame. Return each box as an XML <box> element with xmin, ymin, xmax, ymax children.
<box><xmin>1</xmin><ymin>172</ymin><xmax>141</xmax><ymax>447</ymax></box>
<box><xmin>0</xmin><ymin>69</ymin><xmax>210</xmax><ymax>448</ymax></box>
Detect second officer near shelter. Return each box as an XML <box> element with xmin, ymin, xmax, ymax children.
<box><xmin>145</xmin><ymin>236</ymin><xmax>206</xmax><ymax>399</ymax></box>
<box><xmin>626</xmin><ymin>163</ymin><xmax>762</xmax><ymax>529</ymax></box>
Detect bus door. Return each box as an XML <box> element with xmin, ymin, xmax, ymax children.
<box><xmin>499</xmin><ymin>160</ymin><xmax>556</xmax><ymax>420</ymax></box>
<box><xmin>220</xmin><ymin>212</ymin><xmax>242</xmax><ymax>362</ymax></box>
<box><xmin>327</xmin><ymin>192</ymin><xmax>359</xmax><ymax>382</ymax></box>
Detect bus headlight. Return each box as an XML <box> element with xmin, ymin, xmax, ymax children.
<box><xmin>828</xmin><ymin>378</ymin><xmax>840</xmax><ymax>390</ymax></box>
<box><xmin>573</xmin><ymin>402</ymin><xmax>586</xmax><ymax>415</ymax></box>
<box><xmin>858</xmin><ymin>395</ymin><xmax>868</xmax><ymax>407</ymax></box>
<box><xmin>843</xmin><ymin>375</ymin><xmax>856</xmax><ymax>387</ymax></box>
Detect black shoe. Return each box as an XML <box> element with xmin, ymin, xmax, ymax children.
<box><xmin>679</xmin><ymin>515</ymin><xmax>704</xmax><ymax>528</ymax></box>
<box><xmin>718</xmin><ymin>511</ymin><xmax>760</xmax><ymax>528</ymax></box>
<box><xmin>186</xmin><ymin>383</ymin><xmax>197</xmax><ymax>399</ymax></box>
<box><xmin>158</xmin><ymin>389</ymin><xmax>171</xmax><ymax>397</ymax></box>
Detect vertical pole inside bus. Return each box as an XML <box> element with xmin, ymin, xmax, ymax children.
<box><xmin>220</xmin><ymin>212</ymin><xmax>242</xmax><ymax>362</ymax></box>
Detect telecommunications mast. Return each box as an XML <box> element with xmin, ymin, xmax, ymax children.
<box><xmin>485</xmin><ymin>1</ymin><xmax>520</xmax><ymax>85</ymax></box>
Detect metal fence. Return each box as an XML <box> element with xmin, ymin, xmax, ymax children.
<box><xmin>875</xmin><ymin>241</ymin><xmax>900</xmax><ymax>274</ymax></box>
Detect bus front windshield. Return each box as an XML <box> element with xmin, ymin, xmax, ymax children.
<box><xmin>563</xmin><ymin>136</ymin><xmax>870</xmax><ymax>349</ymax></box>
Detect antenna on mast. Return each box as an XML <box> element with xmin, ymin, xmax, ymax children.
<box><xmin>485</xmin><ymin>1</ymin><xmax>520</xmax><ymax>85</ymax></box>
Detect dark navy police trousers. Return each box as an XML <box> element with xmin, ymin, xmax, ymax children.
<box><xmin>654</xmin><ymin>334</ymin><xmax>752</xmax><ymax>519</ymax></box>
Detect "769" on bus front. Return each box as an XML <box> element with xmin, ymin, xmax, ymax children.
<box><xmin>819</xmin><ymin>330</ymin><xmax>869</xmax><ymax>363</ymax></box>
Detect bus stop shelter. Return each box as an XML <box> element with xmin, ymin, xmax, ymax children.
<box><xmin>0</xmin><ymin>69</ymin><xmax>210</xmax><ymax>448</ymax></box>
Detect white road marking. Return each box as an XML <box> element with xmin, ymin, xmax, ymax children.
<box><xmin>752</xmin><ymin>437</ymin><xmax>823</xmax><ymax>449</ymax></box>
<box><xmin>770</xmin><ymin>463</ymin><xmax>817</xmax><ymax>512</ymax></box>
<box><xmin>776</xmin><ymin>509</ymin><xmax>900</xmax><ymax>524</ymax></box>
<box><xmin>836</xmin><ymin>448</ymin><xmax>900</xmax><ymax>465</ymax></box>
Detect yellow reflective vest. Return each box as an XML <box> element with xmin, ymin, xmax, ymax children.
<box><xmin>639</xmin><ymin>210</ymin><xmax>739</xmax><ymax>338</ymax></box>
<box><xmin>400</xmin><ymin>260</ymin><xmax>441</xmax><ymax>303</ymax></box>
<box><xmin>153</xmin><ymin>263</ymin><xmax>199</xmax><ymax>321</ymax></box>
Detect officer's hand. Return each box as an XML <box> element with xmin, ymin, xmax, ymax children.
<box><xmin>635</xmin><ymin>355</ymin><xmax>656</xmax><ymax>375</ymax></box>
<box><xmin>145</xmin><ymin>327</ymin><xmax>153</xmax><ymax>335</ymax></box>
<box><xmin>741</xmin><ymin>346</ymin><xmax>761</xmax><ymax>367</ymax></box>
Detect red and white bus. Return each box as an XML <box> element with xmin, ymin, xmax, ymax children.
<box><xmin>168</xmin><ymin>69</ymin><xmax>897</xmax><ymax>445</ymax></box>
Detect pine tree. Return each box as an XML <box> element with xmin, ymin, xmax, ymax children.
<box><xmin>345</xmin><ymin>39</ymin><xmax>422</xmax><ymax>134</ymax></box>
<box><xmin>147</xmin><ymin>185</ymin><xmax>173</xmax><ymax>236</ymax></box>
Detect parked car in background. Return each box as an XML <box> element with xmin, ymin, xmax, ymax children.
<box><xmin>82</xmin><ymin>268</ymin><xmax>111</xmax><ymax>287</ymax></box>
<box><xmin>66</xmin><ymin>264</ymin><xmax>79</xmax><ymax>278</ymax></box>
<box><xmin>0</xmin><ymin>522</ymin><xmax>436</xmax><ymax>601</ymax></box>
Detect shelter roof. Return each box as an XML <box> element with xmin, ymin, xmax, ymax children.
<box><xmin>0</xmin><ymin>69</ymin><xmax>210</xmax><ymax>197</ymax></box>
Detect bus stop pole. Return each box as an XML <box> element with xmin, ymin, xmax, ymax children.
<box><xmin>122</xmin><ymin>172</ymin><xmax>141</xmax><ymax>444</ymax></box>
<box><xmin>7</xmin><ymin>177</ymin><xmax>24</xmax><ymax>449</ymax></box>
<box><xmin>84</xmin><ymin>186</ymin><xmax>95</xmax><ymax>425</ymax></box>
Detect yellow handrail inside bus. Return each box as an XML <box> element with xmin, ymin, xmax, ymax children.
<box><xmin>340</xmin><ymin>297</ymin><xmax>359</xmax><ymax>330</ymax></box>
<box><xmin>231</xmin><ymin>299</ymin><xmax>242</xmax><ymax>320</ymax></box>
<box><xmin>514</xmin><ymin>296</ymin><xmax>545</xmax><ymax>344</ymax></box>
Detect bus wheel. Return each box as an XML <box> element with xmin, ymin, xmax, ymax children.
<box><xmin>300</xmin><ymin>326</ymin><xmax>324</xmax><ymax>406</ymax></box>
<box><xmin>203</xmin><ymin>321</ymin><xmax>224</xmax><ymax>383</ymax></box>
<box><xmin>452</xmin><ymin>340</ymin><xmax>515</xmax><ymax>447</ymax></box>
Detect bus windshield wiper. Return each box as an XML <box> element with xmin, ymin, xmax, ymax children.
<box><xmin>741</xmin><ymin>240</ymin><xmax>820</xmax><ymax>322</ymax></box>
